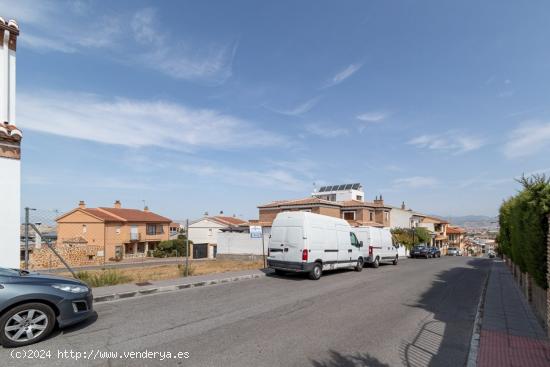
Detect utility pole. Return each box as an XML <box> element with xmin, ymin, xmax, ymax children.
<box><xmin>24</xmin><ymin>207</ymin><xmax>36</xmax><ymax>270</ymax></box>
<box><xmin>185</xmin><ymin>219</ymin><xmax>189</xmax><ymax>277</ymax></box>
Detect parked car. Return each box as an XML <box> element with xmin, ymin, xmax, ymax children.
<box><xmin>267</xmin><ymin>212</ymin><xmax>364</xmax><ymax>280</ymax></box>
<box><xmin>352</xmin><ymin>227</ymin><xmax>398</xmax><ymax>268</ymax></box>
<box><xmin>0</xmin><ymin>267</ymin><xmax>93</xmax><ymax>347</ymax></box>
<box><xmin>447</xmin><ymin>247</ymin><xmax>460</xmax><ymax>256</ymax></box>
<box><xmin>410</xmin><ymin>245</ymin><xmax>430</xmax><ymax>259</ymax></box>
<box><xmin>427</xmin><ymin>247</ymin><xmax>441</xmax><ymax>258</ymax></box>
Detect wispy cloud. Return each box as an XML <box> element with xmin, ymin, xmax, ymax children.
<box><xmin>7</xmin><ymin>2</ymin><xmax>236</xmax><ymax>83</ymax></box>
<box><xmin>264</xmin><ymin>97</ymin><xmax>320</xmax><ymax>116</ymax></box>
<box><xmin>304</xmin><ymin>123</ymin><xmax>348</xmax><ymax>138</ymax></box>
<box><xmin>18</xmin><ymin>90</ymin><xmax>287</xmax><ymax>150</ymax></box>
<box><xmin>178</xmin><ymin>162</ymin><xmax>310</xmax><ymax>192</ymax></box>
<box><xmin>324</xmin><ymin>63</ymin><xmax>362</xmax><ymax>88</ymax></box>
<box><xmin>504</xmin><ymin>121</ymin><xmax>550</xmax><ymax>158</ymax></box>
<box><xmin>392</xmin><ymin>176</ymin><xmax>439</xmax><ymax>189</ymax></box>
<box><xmin>356</xmin><ymin>111</ymin><xmax>389</xmax><ymax>123</ymax></box>
<box><xmin>408</xmin><ymin>132</ymin><xmax>485</xmax><ymax>154</ymax></box>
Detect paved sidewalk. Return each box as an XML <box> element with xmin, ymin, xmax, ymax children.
<box><xmin>91</xmin><ymin>268</ymin><xmax>269</xmax><ymax>302</ymax></box>
<box><xmin>477</xmin><ymin>260</ymin><xmax>550</xmax><ymax>366</ymax></box>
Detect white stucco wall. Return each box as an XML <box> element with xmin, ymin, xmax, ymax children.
<box><xmin>390</xmin><ymin>208</ymin><xmax>413</xmax><ymax>229</ymax></box>
<box><xmin>188</xmin><ymin>219</ymin><xmax>226</xmax><ymax>244</ymax></box>
<box><xmin>217</xmin><ymin>232</ymin><xmax>268</xmax><ymax>255</ymax></box>
<box><xmin>0</xmin><ymin>157</ymin><xmax>20</xmax><ymax>268</ymax></box>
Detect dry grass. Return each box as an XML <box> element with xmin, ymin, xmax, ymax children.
<box><xmin>60</xmin><ymin>259</ymin><xmax>264</xmax><ymax>287</ymax></box>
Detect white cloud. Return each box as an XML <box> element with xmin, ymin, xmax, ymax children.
<box><xmin>18</xmin><ymin>90</ymin><xmax>287</xmax><ymax>150</ymax></box>
<box><xmin>504</xmin><ymin>121</ymin><xmax>550</xmax><ymax>158</ymax></box>
<box><xmin>264</xmin><ymin>97</ymin><xmax>320</xmax><ymax>116</ymax></box>
<box><xmin>408</xmin><ymin>132</ymin><xmax>485</xmax><ymax>154</ymax></box>
<box><xmin>304</xmin><ymin>123</ymin><xmax>348</xmax><ymax>138</ymax></box>
<box><xmin>178</xmin><ymin>163</ymin><xmax>310</xmax><ymax>192</ymax></box>
<box><xmin>392</xmin><ymin>176</ymin><xmax>439</xmax><ymax>189</ymax></box>
<box><xmin>7</xmin><ymin>2</ymin><xmax>236</xmax><ymax>83</ymax></box>
<box><xmin>356</xmin><ymin>111</ymin><xmax>388</xmax><ymax>123</ymax></box>
<box><xmin>325</xmin><ymin>63</ymin><xmax>362</xmax><ymax>87</ymax></box>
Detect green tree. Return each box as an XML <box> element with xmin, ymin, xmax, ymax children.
<box><xmin>152</xmin><ymin>235</ymin><xmax>193</xmax><ymax>258</ymax></box>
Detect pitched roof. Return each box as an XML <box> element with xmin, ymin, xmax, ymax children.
<box><xmin>83</xmin><ymin>208</ymin><xmax>124</xmax><ymax>222</ymax></box>
<box><xmin>347</xmin><ymin>220</ymin><xmax>385</xmax><ymax>228</ymax></box>
<box><xmin>422</xmin><ymin>216</ymin><xmax>449</xmax><ymax>224</ymax></box>
<box><xmin>211</xmin><ymin>216</ymin><xmax>248</xmax><ymax>226</ymax></box>
<box><xmin>98</xmin><ymin>208</ymin><xmax>172</xmax><ymax>222</ymax></box>
<box><xmin>258</xmin><ymin>197</ymin><xmax>340</xmax><ymax>208</ymax></box>
<box><xmin>446</xmin><ymin>226</ymin><xmax>466</xmax><ymax>234</ymax></box>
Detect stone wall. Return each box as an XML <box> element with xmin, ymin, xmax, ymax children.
<box><xmin>29</xmin><ymin>243</ymin><xmax>105</xmax><ymax>270</ymax></box>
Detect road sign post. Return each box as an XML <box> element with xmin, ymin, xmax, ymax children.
<box><xmin>250</xmin><ymin>226</ymin><xmax>265</xmax><ymax>268</ymax></box>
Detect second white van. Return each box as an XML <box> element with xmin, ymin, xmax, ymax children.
<box><xmin>352</xmin><ymin>227</ymin><xmax>398</xmax><ymax>268</ymax></box>
<box><xmin>267</xmin><ymin>212</ymin><xmax>364</xmax><ymax>280</ymax></box>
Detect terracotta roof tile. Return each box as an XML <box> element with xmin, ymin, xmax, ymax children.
<box><xmin>212</xmin><ymin>216</ymin><xmax>248</xmax><ymax>226</ymax></box>
<box><xmin>98</xmin><ymin>208</ymin><xmax>172</xmax><ymax>222</ymax></box>
<box><xmin>83</xmin><ymin>208</ymin><xmax>124</xmax><ymax>222</ymax></box>
<box><xmin>446</xmin><ymin>226</ymin><xmax>466</xmax><ymax>234</ymax></box>
<box><xmin>258</xmin><ymin>197</ymin><xmax>341</xmax><ymax>208</ymax></box>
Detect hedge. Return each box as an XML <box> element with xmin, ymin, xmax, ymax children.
<box><xmin>498</xmin><ymin>174</ymin><xmax>550</xmax><ymax>289</ymax></box>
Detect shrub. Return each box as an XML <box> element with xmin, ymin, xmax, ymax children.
<box><xmin>153</xmin><ymin>237</ymin><xmax>193</xmax><ymax>258</ymax></box>
<box><xmin>76</xmin><ymin>270</ymin><xmax>132</xmax><ymax>287</ymax></box>
<box><xmin>178</xmin><ymin>263</ymin><xmax>195</xmax><ymax>277</ymax></box>
<box><xmin>498</xmin><ymin>174</ymin><xmax>550</xmax><ymax>289</ymax></box>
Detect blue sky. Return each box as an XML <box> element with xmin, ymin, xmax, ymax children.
<box><xmin>4</xmin><ymin>0</ymin><xmax>550</xmax><ymax>220</ymax></box>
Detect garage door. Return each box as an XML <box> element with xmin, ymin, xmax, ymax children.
<box><xmin>193</xmin><ymin>244</ymin><xmax>208</xmax><ymax>259</ymax></box>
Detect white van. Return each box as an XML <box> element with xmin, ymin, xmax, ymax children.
<box><xmin>352</xmin><ymin>227</ymin><xmax>398</xmax><ymax>268</ymax></box>
<box><xmin>267</xmin><ymin>212</ymin><xmax>364</xmax><ymax>280</ymax></box>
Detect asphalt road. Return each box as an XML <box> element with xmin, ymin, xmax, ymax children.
<box><xmin>2</xmin><ymin>256</ymin><xmax>491</xmax><ymax>367</ymax></box>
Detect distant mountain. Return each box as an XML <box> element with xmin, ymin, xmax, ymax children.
<box><xmin>433</xmin><ymin>215</ymin><xmax>499</xmax><ymax>230</ymax></box>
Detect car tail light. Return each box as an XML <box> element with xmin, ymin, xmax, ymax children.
<box><xmin>368</xmin><ymin>246</ymin><xmax>373</xmax><ymax>256</ymax></box>
<box><xmin>302</xmin><ymin>249</ymin><xmax>308</xmax><ymax>261</ymax></box>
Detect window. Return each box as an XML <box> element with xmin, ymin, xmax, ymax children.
<box><xmin>350</xmin><ymin>232</ymin><xmax>360</xmax><ymax>248</ymax></box>
<box><xmin>369</xmin><ymin>212</ymin><xmax>374</xmax><ymax>221</ymax></box>
<box><xmin>356</xmin><ymin>195</ymin><xmax>363</xmax><ymax>201</ymax></box>
<box><xmin>385</xmin><ymin>212</ymin><xmax>389</xmax><ymax>221</ymax></box>
<box><xmin>342</xmin><ymin>211</ymin><xmax>355</xmax><ymax>220</ymax></box>
<box><xmin>147</xmin><ymin>224</ymin><xmax>163</xmax><ymax>235</ymax></box>
<box><xmin>116</xmin><ymin>226</ymin><xmax>121</xmax><ymax>234</ymax></box>
<box><xmin>82</xmin><ymin>224</ymin><xmax>87</xmax><ymax>234</ymax></box>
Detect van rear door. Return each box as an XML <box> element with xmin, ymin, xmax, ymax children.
<box><xmin>269</xmin><ymin>226</ymin><xmax>303</xmax><ymax>263</ymax></box>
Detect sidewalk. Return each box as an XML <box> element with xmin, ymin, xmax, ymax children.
<box><xmin>477</xmin><ymin>260</ymin><xmax>550</xmax><ymax>366</ymax></box>
<box><xmin>92</xmin><ymin>268</ymin><xmax>269</xmax><ymax>302</ymax></box>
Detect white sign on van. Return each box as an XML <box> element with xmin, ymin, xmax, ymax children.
<box><xmin>250</xmin><ymin>226</ymin><xmax>263</xmax><ymax>238</ymax></box>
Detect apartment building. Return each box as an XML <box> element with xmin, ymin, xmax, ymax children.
<box><xmin>56</xmin><ymin>200</ymin><xmax>171</xmax><ymax>260</ymax></box>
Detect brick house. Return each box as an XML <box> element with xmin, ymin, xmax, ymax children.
<box><xmin>56</xmin><ymin>200</ymin><xmax>171</xmax><ymax>261</ymax></box>
<box><xmin>257</xmin><ymin>196</ymin><xmax>391</xmax><ymax>230</ymax></box>
<box><xmin>447</xmin><ymin>226</ymin><xmax>466</xmax><ymax>252</ymax></box>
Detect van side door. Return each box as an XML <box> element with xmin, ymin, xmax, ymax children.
<box><xmin>349</xmin><ymin>232</ymin><xmax>362</xmax><ymax>261</ymax></box>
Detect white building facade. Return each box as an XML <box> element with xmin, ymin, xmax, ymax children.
<box><xmin>0</xmin><ymin>18</ymin><xmax>21</xmax><ymax>268</ymax></box>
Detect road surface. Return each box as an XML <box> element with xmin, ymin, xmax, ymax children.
<box><xmin>3</xmin><ymin>256</ymin><xmax>491</xmax><ymax>367</ymax></box>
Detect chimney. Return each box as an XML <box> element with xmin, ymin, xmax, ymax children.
<box><xmin>204</xmin><ymin>211</ymin><xmax>209</xmax><ymax>216</ymax></box>
<box><xmin>219</xmin><ymin>210</ymin><xmax>224</xmax><ymax>215</ymax></box>
<box><xmin>78</xmin><ymin>200</ymin><xmax>86</xmax><ymax>209</ymax></box>
<box><xmin>401</xmin><ymin>201</ymin><xmax>406</xmax><ymax>210</ymax></box>
<box><xmin>114</xmin><ymin>200</ymin><xmax>121</xmax><ymax>209</ymax></box>
<box><xmin>143</xmin><ymin>206</ymin><xmax>149</xmax><ymax>212</ymax></box>
<box><xmin>374</xmin><ymin>195</ymin><xmax>384</xmax><ymax>206</ymax></box>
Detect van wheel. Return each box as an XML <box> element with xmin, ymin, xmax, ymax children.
<box><xmin>393</xmin><ymin>256</ymin><xmax>398</xmax><ymax>265</ymax></box>
<box><xmin>355</xmin><ymin>258</ymin><xmax>364</xmax><ymax>272</ymax></box>
<box><xmin>372</xmin><ymin>258</ymin><xmax>380</xmax><ymax>268</ymax></box>
<box><xmin>0</xmin><ymin>303</ymin><xmax>56</xmax><ymax>348</ymax></box>
<box><xmin>309</xmin><ymin>263</ymin><xmax>322</xmax><ymax>280</ymax></box>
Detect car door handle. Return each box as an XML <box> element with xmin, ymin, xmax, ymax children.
<box><xmin>284</xmin><ymin>248</ymin><xmax>288</xmax><ymax>252</ymax></box>
<box><xmin>0</xmin><ymin>284</ymin><xmax>4</xmax><ymax>289</ymax></box>
<box><xmin>348</xmin><ymin>249</ymin><xmax>352</xmax><ymax>253</ymax></box>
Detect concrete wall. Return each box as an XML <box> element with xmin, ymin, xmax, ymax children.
<box><xmin>217</xmin><ymin>232</ymin><xmax>268</xmax><ymax>255</ymax></box>
<box><xmin>390</xmin><ymin>208</ymin><xmax>412</xmax><ymax>229</ymax></box>
<box><xmin>0</xmin><ymin>157</ymin><xmax>20</xmax><ymax>268</ymax></box>
<box><xmin>188</xmin><ymin>219</ymin><xmax>226</xmax><ymax>244</ymax></box>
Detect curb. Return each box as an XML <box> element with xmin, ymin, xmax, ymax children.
<box><xmin>92</xmin><ymin>273</ymin><xmax>267</xmax><ymax>303</ymax></box>
<box><xmin>466</xmin><ymin>261</ymin><xmax>492</xmax><ymax>367</ymax></box>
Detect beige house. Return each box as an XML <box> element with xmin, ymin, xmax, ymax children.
<box><xmin>447</xmin><ymin>226</ymin><xmax>466</xmax><ymax>252</ymax></box>
<box><xmin>56</xmin><ymin>200</ymin><xmax>171</xmax><ymax>261</ymax></box>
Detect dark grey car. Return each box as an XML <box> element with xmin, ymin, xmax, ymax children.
<box><xmin>0</xmin><ymin>267</ymin><xmax>93</xmax><ymax>348</ymax></box>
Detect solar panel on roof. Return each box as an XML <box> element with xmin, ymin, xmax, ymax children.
<box><xmin>318</xmin><ymin>186</ymin><xmax>326</xmax><ymax>192</ymax></box>
<box><xmin>344</xmin><ymin>184</ymin><xmax>352</xmax><ymax>190</ymax></box>
<box><xmin>331</xmin><ymin>185</ymin><xmax>339</xmax><ymax>191</ymax></box>
<box><xmin>338</xmin><ymin>184</ymin><xmax>346</xmax><ymax>190</ymax></box>
<box><xmin>352</xmin><ymin>183</ymin><xmax>360</xmax><ymax>190</ymax></box>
